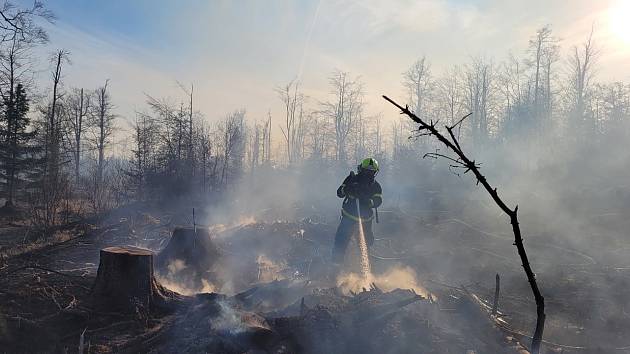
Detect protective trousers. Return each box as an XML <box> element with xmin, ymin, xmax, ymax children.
<box><xmin>332</xmin><ymin>215</ymin><xmax>374</xmax><ymax>265</ymax></box>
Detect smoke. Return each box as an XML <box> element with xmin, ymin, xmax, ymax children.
<box><xmin>158</xmin><ymin>276</ymin><xmax>217</xmax><ymax>296</ymax></box>
<box><xmin>255</xmin><ymin>254</ymin><xmax>287</xmax><ymax>282</ymax></box>
<box><xmin>167</xmin><ymin>259</ymin><xmax>186</xmax><ymax>274</ymax></box>
<box><xmin>336</xmin><ymin>266</ymin><xmax>429</xmax><ymax>298</ymax></box>
<box><xmin>209</xmin><ymin>216</ymin><xmax>258</xmax><ymax>237</ymax></box>
<box><xmin>164</xmin><ymin>124</ymin><xmax>630</xmax><ymax>350</ymax></box>
<box><xmin>202</xmin><ymin>164</ymin><xmax>346</xmax><ymax>226</ymax></box>
<box><xmin>213</xmin><ymin>300</ymin><xmax>247</xmax><ymax>334</ymax></box>
<box><xmin>372</xmin><ymin>266</ymin><xmax>429</xmax><ymax>297</ymax></box>
<box><xmin>157</xmin><ymin>259</ymin><xmax>217</xmax><ymax>295</ymax></box>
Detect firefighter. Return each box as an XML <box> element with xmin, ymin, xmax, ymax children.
<box><xmin>332</xmin><ymin>157</ymin><xmax>383</xmax><ymax>265</ymax></box>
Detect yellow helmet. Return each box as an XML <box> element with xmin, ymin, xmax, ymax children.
<box><xmin>359</xmin><ymin>158</ymin><xmax>379</xmax><ymax>172</ymax></box>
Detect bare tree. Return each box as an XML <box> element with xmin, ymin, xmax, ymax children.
<box><xmin>320</xmin><ymin>70</ymin><xmax>363</xmax><ymax>163</ymax></box>
<box><xmin>81</xmin><ymin>80</ymin><xmax>116</xmax><ymax>214</ymax></box>
<box><xmin>177</xmin><ymin>81</ymin><xmax>195</xmax><ymax>173</ymax></box>
<box><xmin>391</xmin><ymin>117</ymin><xmax>405</xmax><ymax>162</ymax></box>
<box><xmin>276</xmin><ymin>79</ymin><xmax>304</xmax><ymax>164</ymax></box>
<box><xmin>32</xmin><ymin>49</ymin><xmax>70</xmax><ymax>227</ymax></box>
<box><xmin>403</xmin><ymin>56</ymin><xmax>433</xmax><ymax>116</ymax></box>
<box><xmin>542</xmin><ymin>38</ymin><xmax>560</xmax><ymax>124</ymax></box>
<box><xmin>90</xmin><ymin>80</ymin><xmax>115</xmax><ymax>185</ymax></box>
<box><xmin>48</xmin><ymin>50</ymin><xmax>69</xmax><ymax>170</ymax></box>
<box><xmin>436</xmin><ymin>66</ymin><xmax>464</xmax><ymax>127</ymax></box>
<box><xmin>196</xmin><ymin>122</ymin><xmax>214</xmax><ymax>192</ymax></box>
<box><xmin>0</xmin><ymin>1</ymin><xmax>53</xmax><ymax>44</ymax></box>
<box><xmin>64</xmin><ymin>88</ymin><xmax>90</xmax><ymax>184</ymax></box>
<box><xmin>262</xmin><ymin>111</ymin><xmax>272</xmax><ymax>163</ymax></box>
<box><xmin>498</xmin><ymin>56</ymin><xmax>521</xmax><ymax>123</ymax></box>
<box><xmin>219</xmin><ymin>110</ymin><xmax>245</xmax><ymax>186</ymax></box>
<box><xmin>306</xmin><ymin>111</ymin><xmax>328</xmax><ymax>161</ymax></box>
<box><xmin>528</xmin><ymin>26</ymin><xmax>551</xmax><ymax>114</ymax></box>
<box><xmin>566</xmin><ymin>26</ymin><xmax>599</xmax><ymax>132</ymax></box>
<box><xmin>129</xmin><ymin>112</ymin><xmax>158</xmax><ymax>199</ymax></box>
<box><xmin>130</xmin><ymin>93</ymin><xmax>249</xmax><ymax>200</ymax></box>
<box><xmin>373</xmin><ymin>114</ymin><xmax>383</xmax><ymax>159</ymax></box>
<box><xmin>352</xmin><ymin>110</ymin><xmax>367</xmax><ymax>162</ymax></box>
<box><xmin>249</xmin><ymin>123</ymin><xmax>261</xmax><ymax>173</ymax></box>
<box><xmin>462</xmin><ymin>57</ymin><xmax>495</xmax><ymax>145</ymax></box>
<box><xmin>526</xmin><ymin>25</ymin><xmax>559</xmax><ymax>129</ymax></box>
<box><xmin>597</xmin><ymin>82</ymin><xmax>630</xmax><ymax>131</ymax></box>
<box><xmin>294</xmin><ymin>104</ymin><xmax>305</xmax><ymax>162</ymax></box>
<box><xmin>145</xmin><ymin>95</ymin><xmax>178</xmax><ymax>164</ymax></box>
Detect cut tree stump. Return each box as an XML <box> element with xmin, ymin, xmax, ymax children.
<box><xmin>155</xmin><ymin>227</ymin><xmax>220</xmax><ymax>288</ymax></box>
<box><xmin>92</xmin><ymin>246</ymin><xmax>175</xmax><ymax>312</ymax></box>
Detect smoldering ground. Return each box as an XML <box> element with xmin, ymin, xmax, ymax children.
<box><xmin>2</xmin><ymin>133</ymin><xmax>627</xmax><ymax>353</ymax></box>
<box><xmin>2</xmin><ymin>120</ymin><xmax>622</xmax><ymax>353</ymax></box>
<box><xmin>150</xmin><ymin>120</ymin><xmax>630</xmax><ymax>352</ymax></box>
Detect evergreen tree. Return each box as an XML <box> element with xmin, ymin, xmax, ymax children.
<box><xmin>0</xmin><ymin>83</ymin><xmax>36</xmax><ymax>207</ymax></box>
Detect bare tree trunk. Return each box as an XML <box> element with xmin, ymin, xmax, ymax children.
<box><xmin>73</xmin><ymin>88</ymin><xmax>89</xmax><ymax>184</ymax></box>
<box><xmin>94</xmin><ymin>79</ymin><xmax>114</xmax><ymax>187</ymax></box>
<box><xmin>323</xmin><ymin>71</ymin><xmax>363</xmax><ymax>164</ymax></box>
<box><xmin>97</xmin><ymin>82</ymin><xmax>107</xmax><ymax>184</ymax></box>
<box><xmin>570</xmin><ymin>27</ymin><xmax>598</xmax><ymax>131</ymax></box>
<box><xmin>40</xmin><ymin>49</ymin><xmax>68</xmax><ymax>227</ymax></box>
<box><xmin>276</xmin><ymin>80</ymin><xmax>302</xmax><ymax>164</ymax></box>
<box><xmin>188</xmin><ymin>84</ymin><xmax>194</xmax><ymax>174</ymax></box>
<box><xmin>49</xmin><ymin>50</ymin><xmax>65</xmax><ymax>177</ymax></box>
<box><xmin>4</xmin><ymin>39</ymin><xmax>16</xmax><ymax>206</ymax></box>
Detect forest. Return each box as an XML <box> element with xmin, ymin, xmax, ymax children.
<box><xmin>1</xmin><ymin>1</ymin><xmax>630</xmax><ymax>353</ymax></box>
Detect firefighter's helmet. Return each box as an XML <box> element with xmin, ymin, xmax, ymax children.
<box><xmin>359</xmin><ymin>158</ymin><xmax>379</xmax><ymax>173</ymax></box>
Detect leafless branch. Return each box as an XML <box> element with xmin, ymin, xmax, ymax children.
<box><xmin>383</xmin><ymin>94</ymin><xmax>546</xmax><ymax>354</ymax></box>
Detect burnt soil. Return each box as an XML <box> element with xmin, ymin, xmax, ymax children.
<box><xmin>0</xmin><ymin>201</ymin><xmax>628</xmax><ymax>353</ymax></box>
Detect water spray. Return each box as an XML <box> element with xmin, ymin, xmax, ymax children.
<box><xmin>355</xmin><ymin>199</ymin><xmax>372</xmax><ymax>284</ymax></box>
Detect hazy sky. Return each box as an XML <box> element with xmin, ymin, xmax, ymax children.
<box><xmin>32</xmin><ymin>0</ymin><xmax>630</xmax><ymax>133</ymax></box>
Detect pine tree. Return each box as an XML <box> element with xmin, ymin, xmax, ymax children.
<box><xmin>0</xmin><ymin>83</ymin><xmax>36</xmax><ymax>207</ymax></box>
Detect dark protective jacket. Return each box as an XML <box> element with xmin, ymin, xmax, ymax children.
<box><xmin>336</xmin><ymin>171</ymin><xmax>382</xmax><ymax>221</ymax></box>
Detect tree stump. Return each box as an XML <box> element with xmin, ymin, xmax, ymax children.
<box><xmin>155</xmin><ymin>227</ymin><xmax>220</xmax><ymax>290</ymax></box>
<box><xmin>92</xmin><ymin>246</ymin><xmax>173</xmax><ymax>312</ymax></box>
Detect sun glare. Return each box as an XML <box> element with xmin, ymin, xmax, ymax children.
<box><xmin>609</xmin><ymin>0</ymin><xmax>630</xmax><ymax>45</ymax></box>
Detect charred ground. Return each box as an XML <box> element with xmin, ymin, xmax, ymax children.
<box><xmin>1</xmin><ymin>170</ymin><xmax>629</xmax><ymax>354</ymax></box>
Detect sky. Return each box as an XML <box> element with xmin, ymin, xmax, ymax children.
<box><xmin>26</xmin><ymin>0</ymin><xmax>630</xmax><ymax>136</ymax></box>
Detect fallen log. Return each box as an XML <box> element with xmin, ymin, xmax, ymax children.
<box><xmin>460</xmin><ymin>286</ymin><xmax>530</xmax><ymax>354</ymax></box>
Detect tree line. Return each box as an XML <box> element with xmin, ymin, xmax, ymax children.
<box><xmin>0</xmin><ymin>2</ymin><xmax>121</xmax><ymax>227</ymax></box>
<box><xmin>0</xmin><ymin>1</ymin><xmax>628</xmax><ymax>230</ymax></box>
<box><xmin>259</xmin><ymin>26</ymin><xmax>628</xmax><ymax>170</ymax></box>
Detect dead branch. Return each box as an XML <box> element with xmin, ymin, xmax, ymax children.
<box><xmin>492</xmin><ymin>274</ymin><xmax>500</xmax><ymax>316</ymax></box>
<box><xmin>383</xmin><ymin>95</ymin><xmax>545</xmax><ymax>354</ymax></box>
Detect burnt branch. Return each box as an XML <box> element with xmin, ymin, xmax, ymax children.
<box><xmin>448</xmin><ymin>112</ymin><xmax>472</xmax><ymax>130</ymax></box>
<box><xmin>423</xmin><ymin>151</ymin><xmax>463</xmax><ymax>167</ymax></box>
<box><xmin>383</xmin><ymin>95</ymin><xmax>546</xmax><ymax>354</ymax></box>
